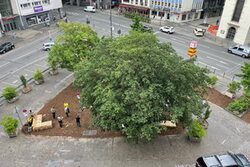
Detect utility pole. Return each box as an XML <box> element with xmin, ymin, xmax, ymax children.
<box><xmin>110</xmin><ymin>0</ymin><xmax>113</xmax><ymax>39</ymax></box>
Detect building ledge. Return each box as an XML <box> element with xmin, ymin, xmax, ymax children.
<box><xmin>228</xmin><ymin>21</ymin><xmax>240</xmax><ymax>27</ymax></box>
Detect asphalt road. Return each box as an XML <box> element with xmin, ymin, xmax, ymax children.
<box><xmin>65</xmin><ymin>5</ymin><xmax>250</xmax><ymax>78</ymax></box>
<box><xmin>0</xmin><ymin>5</ymin><xmax>250</xmax><ymax>96</ymax></box>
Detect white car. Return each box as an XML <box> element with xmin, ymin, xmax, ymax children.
<box><xmin>84</xmin><ymin>6</ymin><xmax>96</xmax><ymax>13</ymax></box>
<box><xmin>159</xmin><ymin>26</ymin><xmax>175</xmax><ymax>34</ymax></box>
<box><xmin>42</xmin><ymin>42</ymin><xmax>55</xmax><ymax>51</ymax></box>
<box><xmin>193</xmin><ymin>28</ymin><xmax>206</xmax><ymax>37</ymax></box>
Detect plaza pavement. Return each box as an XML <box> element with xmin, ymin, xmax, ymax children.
<box><xmin>0</xmin><ymin>10</ymin><xmax>250</xmax><ymax>167</ymax></box>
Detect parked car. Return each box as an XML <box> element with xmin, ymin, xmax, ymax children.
<box><xmin>193</xmin><ymin>28</ymin><xmax>206</xmax><ymax>37</ymax></box>
<box><xmin>196</xmin><ymin>152</ymin><xmax>250</xmax><ymax>167</ymax></box>
<box><xmin>142</xmin><ymin>25</ymin><xmax>153</xmax><ymax>32</ymax></box>
<box><xmin>83</xmin><ymin>6</ymin><xmax>96</xmax><ymax>13</ymax></box>
<box><xmin>42</xmin><ymin>42</ymin><xmax>55</xmax><ymax>51</ymax></box>
<box><xmin>228</xmin><ymin>45</ymin><xmax>250</xmax><ymax>58</ymax></box>
<box><xmin>159</xmin><ymin>26</ymin><xmax>175</xmax><ymax>34</ymax></box>
<box><xmin>0</xmin><ymin>42</ymin><xmax>15</xmax><ymax>54</ymax></box>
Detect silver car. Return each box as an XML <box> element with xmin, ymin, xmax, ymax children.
<box><xmin>228</xmin><ymin>45</ymin><xmax>250</xmax><ymax>58</ymax></box>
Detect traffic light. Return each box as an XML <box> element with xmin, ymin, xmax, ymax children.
<box><xmin>187</xmin><ymin>48</ymin><xmax>197</xmax><ymax>58</ymax></box>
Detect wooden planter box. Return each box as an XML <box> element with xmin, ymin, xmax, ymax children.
<box><xmin>22</xmin><ymin>85</ymin><xmax>32</xmax><ymax>94</ymax></box>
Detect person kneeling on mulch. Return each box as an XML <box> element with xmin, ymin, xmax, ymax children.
<box><xmin>57</xmin><ymin>117</ymin><xmax>63</xmax><ymax>128</ymax></box>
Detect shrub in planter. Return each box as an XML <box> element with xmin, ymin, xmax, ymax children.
<box><xmin>227</xmin><ymin>96</ymin><xmax>250</xmax><ymax>114</ymax></box>
<box><xmin>2</xmin><ymin>86</ymin><xmax>17</xmax><ymax>102</ymax></box>
<box><xmin>207</xmin><ymin>75</ymin><xmax>218</xmax><ymax>87</ymax></box>
<box><xmin>0</xmin><ymin>116</ymin><xmax>18</xmax><ymax>137</ymax></box>
<box><xmin>227</xmin><ymin>81</ymin><xmax>241</xmax><ymax>94</ymax></box>
<box><xmin>20</xmin><ymin>75</ymin><xmax>32</xmax><ymax>93</ymax></box>
<box><xmin>33</xmin><ymin>69</ymin><xmax>44</xmax><ymax>84</ymax></box>
<box><xmin>187</xmin><ymin>119</ymin><xmax>206</xmax><ymax>142</ymax></box>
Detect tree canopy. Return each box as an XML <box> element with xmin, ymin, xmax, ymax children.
<box><xmin>240</xmin><ymin>63</ymin><xmax>250</xmax><ymax>96</ymax></box>
<box><xmin>130</xmin><ymin>15</ymin><xmax>144</xmax><ymax>32</ymax></box>
<box><xmin>48</xmin><ymin>22</ymin><xmax>99</xmax><ymax>71</ymax></box>
<box><xmin>74</xmin><ymin>31</ymin><xmax>209</xmax><ymax>143</ymax></box>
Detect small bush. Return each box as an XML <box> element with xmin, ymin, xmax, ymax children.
<box><xmin>187</xmin><ymin>119</ymin><xmax>206</xmax><ymax>139</ymax></box>
<box><xmin>0</xmin><ymin>116</ymin><xmax>18</xmax><ymax>135</ymax></box>
<box><xmin>227</xmin><ymin>96</ymin><xmax>250</xmax><ymax>113</ymax></box>
<box><xmin>20</xmin><ymin>75</ymin><xmax>27</xmax><ymax>88</ymax></box>
<box><xmin>2</xmin><ymin>86</ymin><xmax>17</xmax><ymax>101</ymax></box>
<box><xmin>227</xmin><ymin>81</ymin><xmax>241</xmax><ymax>93</ymax></box>
<box><xmin>33</xmin><ymin>69</ymin><xmax>43</xmax><ymax>81</ymax></box>
<box><xmin>207</xmin><ymin>75</ymin><xmax>218</xmax><ymax>86</ymax></box>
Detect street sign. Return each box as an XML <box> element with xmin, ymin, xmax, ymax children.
<box><xmin>189</xmin><ymin>40</ymin><xmax>198</xmax><ymax>48</ymax></box>
<box><xmin>187</xmin><ymin>48</ymin><xmax>197</xmax><ymax>58</ymax></box>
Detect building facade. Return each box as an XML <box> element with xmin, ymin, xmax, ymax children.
<box><xmin>0</xmin><ymin>0</ymin><xmax>17</xmax><ymax>32</ymax></box>
<box><xmin>10</xmin><ymin>0</ymin><xmax>63</xmax><ymax>29</ymax></box>
<box><xmin>200</xmin><ymin>0</ymin><xmax>225</xmax><ymax>19</ymax></box>
<box><xmin>119</xmin><ymin>0</ymin><xmax>204</xmax><ymax>22</ymax></box>
<box><xmin>217</xmin><ymin>0</ymin><xmax>250</xmax><ymax>45</ymax></box>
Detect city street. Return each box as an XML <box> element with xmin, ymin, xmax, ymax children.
<box><xmin>1</xmin><ymin>5</ymin><xmax>250</xmax><ymax>96</ymax></box>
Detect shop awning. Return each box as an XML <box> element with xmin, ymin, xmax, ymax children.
<box><xmin>119</xmin><ymin>4</ymin><xmax>150</xmax><ymax>11</ymax></box>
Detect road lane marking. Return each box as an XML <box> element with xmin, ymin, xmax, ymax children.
<box><xmin>197</xmin><ymin>61</ymin><xmax>220</xmax><ymax>70</ymax></box>
<box><xmin>0</xmin><ymin>81</ymin><xmax>17</xmax><ymax>86</ymax></box>
<box><xmin>221</xmin><ymin>139</ymin><xmax>227</xmax><ymax>145</ymax></box>
<box><xmin>12</xmin><ymin>80</ymin><xmax>18</xmax><ymax>84</ymax></box>
<box><xmin>10</xmin><ymin>56</ymin><xmax>47</xmax><ymax>74</ymax></box>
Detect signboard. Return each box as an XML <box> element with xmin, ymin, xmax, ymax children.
<box><xmin>34</xmin><ymin>6</ymin><xmax>43</xmax><ymax>13</ymax></box>
<box><xmin>189</xmin><ymin>40</ymin><xmax>198</xmax><ymax>48</ymax></box>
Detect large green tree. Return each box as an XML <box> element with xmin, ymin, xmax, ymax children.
<box><xmin>74</xmin><ymin>32</ymin><xmax>209</xmax><ymax>143</ymax></box>
<box><xmin>240</xmin><ymin>63</ymin><xmax>250</xmax><ymax>96</ymax></box>
<box><xmin>48</xmin><ymin>22</ymin><xmax>99</xmax><ymax>71</ymax></box>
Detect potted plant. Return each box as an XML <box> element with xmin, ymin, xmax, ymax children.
<box><xmin>20</xmin><ymin>75</ymin><xmax>32</xmax><ymax>93</ymax></box>
<box><xmin>207</xmin><ymin>75</ymin><xmax>218</xmax><ymax>88</ymax></box>
<box><xmin>187</xmin><ymin>119</ymin><xmax>206</xmax><ymax>142</ymax></box>
<box><xmin>2</xmin><ymin>86</ymin><xmax>18</xmax><ymax>103</ymax></box>
<box><xmin>0</xmin><ymin>116</ymin><xmax>19</xmax><ymax>138</ymax></box>
<box><xmin>225</xmin><ymin>81</ymin><xmax>241</xmax><ymax>98</ymax></box>
<box><xmin>49</xmin><ymin>62</ymin><xmax>58</xmax><ymax>75</ymax></box>
<box><xmin>33</xmin><ymin>69</ymin><xmax>44</xmax><ymax>85</ymax></box>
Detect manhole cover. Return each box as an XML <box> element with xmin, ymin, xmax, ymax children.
<box><xmin>82</xmin><ymin>130</ymin><xmax>97</xmax><ymax>136</ymax></box>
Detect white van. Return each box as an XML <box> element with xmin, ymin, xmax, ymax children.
<box><xmin>42</xmin><ymin>42</ymin><xmax>55</xmax><ymax>51</ymax></box>
<box><xmin>84</xmin><ymin>6</ymin><xmax>96</xmax><ymax>13</ymax></box>
<box><xmin>228</xmin><ymin>45</ymin><xmax>250</xmax><ymax>58</ymax></box>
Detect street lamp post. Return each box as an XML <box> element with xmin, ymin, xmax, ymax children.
<box><xmin>110</xmin><ymin>0</ymin><xmax>113</xmax><ymax>39</ymax></box>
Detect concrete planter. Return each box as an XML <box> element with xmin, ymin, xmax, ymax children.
<box><xmin>34</xmin><ymin>79</ymin><xmax>44</xmax><ymax>85</ymax></box>
<box><xmin>8</xmin><ymin>131</ymin><xmax>17</xmax><ymax>138</ymax></box>
<box><xmin>49</xmin><ymin>69</ymin><xmax>58</xmax><ymax>76</ymax></box>
<box><xmin>7</xmin><ymin>96</ymin><xmax>19</xmax><ymax>103</ymax></box>
<box><xmin>224</xmin><ymin>91</ymin><xmax>235</xmax><ymax>99</ymax></box>
<box><xmin>187</xmin><ymin>135</ymin><xmax>202</xmax><ymax>143</ymax></box>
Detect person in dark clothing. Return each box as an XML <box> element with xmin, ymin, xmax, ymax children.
<box><xmin>58</xmin><ymin>117</ymin><xmax>63</xmax><ymax>128</ymax></box>
<box><xmin>51</xmin><ymin>107</ymin><xmax>56</xmax><ymax>119</ymax></box>
<box><xmin>76</xmin><ymin>115</ymin><xmax>81</xmax><ymax>127</ymax></box>
<box><xmin>64</xmin><ymin>107</ymin><xmax>70</xmax><ymax>117</ymax></box>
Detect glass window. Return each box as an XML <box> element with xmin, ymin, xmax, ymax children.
<box><xmin>179</xmin><ymin>4</ymin><xmax>181</xmax><ymax>8</ymax></box>
<box><xmin>232</xmin><ymin>0</ymin><xmax>245</xmax><ymax>22</ymax></box>
<box><xmin>182</xmin><ymin>14</ymin><xmax>186</xmax><ymax>20</ymax></box>
<box><xmin>168</xmin><ymin>3</ymin><xmax>170</xmax><ymax>7</ymax></box>
<box><xmin>238</xmin><ymin>48</ymin><xmax>244</xmax><ymax>51</ymax></box>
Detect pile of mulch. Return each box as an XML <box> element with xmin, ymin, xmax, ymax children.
<box><xmin>28</xmin><ymin>84</ymin><xmax>184</xmax><ymax>138</ymax></box>
<box><xmin>205</xmin><ymin>88</ymin><xmax>233</xmax><ymax>108</ymax></box>
<box><xmin>241</xmin><ymin>109</ymin><xmax>250</xmax><ymax>123</ymax></box>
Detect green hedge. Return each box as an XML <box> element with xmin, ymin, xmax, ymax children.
<box><xmin>227</xmin><ymin>95</ymin><xmax>250</xmax><ymax>113</ymax></box>
<box><xmin>124</xmin><ymin>12</ymin><xmax>150</xmax><ymax>23</ymax></box>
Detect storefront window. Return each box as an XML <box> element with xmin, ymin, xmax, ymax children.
<box><xmin>26</xmin><ymin>16</ymin><xmax>37</xmax><ymax>26</ymax></box>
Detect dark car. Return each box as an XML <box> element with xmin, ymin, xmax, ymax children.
<box><xmin>142</xmin><ymin>25</ymin><xmax>153</xmax><ymax>32</ymax></box>
<box><xmin>0</xmin><ymin>42</ymin><xmax>15</xmax><ymax>54</ymax></box>
<box><xmin>196</xmin><ymin>152</ymin><xmax>250</xmax><ymax>167</ymax></box>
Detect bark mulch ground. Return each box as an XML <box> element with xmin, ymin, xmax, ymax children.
<box><xmin>24</xmin><ymin>84</ymin><xmax>184</xmax><ymax>138</ymax></box>
<box><xmin>23</xmin><ymin>85</ymin><xmax>249</xmax><ymax>138</ymax></box>
<box><xmin>241</xmin><ymin>109</ymin><xmax>250</xmax><ymax>123</ymax></box>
